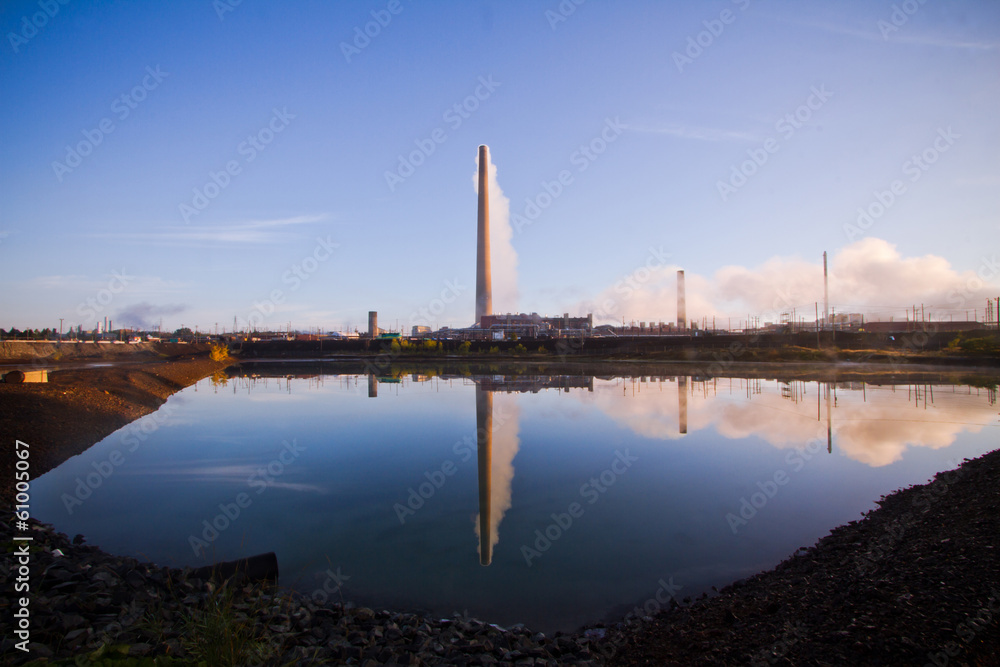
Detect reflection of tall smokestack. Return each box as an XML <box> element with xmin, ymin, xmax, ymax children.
<box><xmin>368</xmin><ymin>373</ymin><xmax>377</xmax><ymax>398</ymax></box>
<box><xmin>476</xmin><ymin>145</ymin><xmax>492</xmax><ymax>325</ymax></box>
<box><xmin>826</xmin><ymin>381</ymin><xmax>832</xmax><ymax>454</ymax></box>
<box><xmin>475</xmin><ymin>386</ymin><xmax>493</xmax><ymax>565</ymax></box>
<box><xmin>677</xmin><ymin>270</ymin><xmax>686</xmax><ymax>330</ymax></box>
<box><xmin>678</xmin><ymin>375</ymin><xmax>688</xmax><ymax>435</ymax></box>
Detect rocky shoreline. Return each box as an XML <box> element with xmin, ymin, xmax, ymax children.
<box><xmin>3</xmin><ymin>448</ymin><xmax>998</xmax><ymax>665</ymax></box>
<box><xmin>1</xmin><ymin>514</ymin><xmax>610</xmax><ymax>665</ymax></box>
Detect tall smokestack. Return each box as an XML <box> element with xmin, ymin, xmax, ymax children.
<box><xmin>677</xmin><ymin>270</ymin><xmax>686</xmax><ymax>331</ymax></box>
<box><xmin>823</xmin><ymin>252</ymin><xmax>829</xmax><ymax>331</ymax></box>
<box><xmin>476</xmin><ymin>145</ymin><xmax>492</xmax><ymax>325</ymax></box>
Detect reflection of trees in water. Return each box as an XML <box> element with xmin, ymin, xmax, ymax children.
<box><xmin>210</xmin><ymin>370</ymin><xmax>229</xmax><ymax>391</ymax></box>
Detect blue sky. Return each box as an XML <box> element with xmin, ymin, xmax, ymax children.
<box><xmin>2</xmin><ymin>0</ymin><xmax>998</xmax><ymax>333</ymax></box>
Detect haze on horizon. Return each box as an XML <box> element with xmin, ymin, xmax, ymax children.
<box><xmin>1</xmin><ymin>1</ymin><xmax>998</xmax><ymax>333</ymax></box>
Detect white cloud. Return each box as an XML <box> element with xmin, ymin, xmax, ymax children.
<box><xmin>574</xmin><ymin>238</ymin><xmax>999</xmax><ymax>325</ymax></box>
<box><xmin>91</xmin><ymin>214</ymin><xmax>327</xmax><ymax>246</ymax></box>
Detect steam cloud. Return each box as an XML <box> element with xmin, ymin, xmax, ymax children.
<box><xmin>577</xmin><ymin>238</ymin><xmax>998</xmax><ymax>326</ymax></box>
<box><xmin>474</xmin><ymin>150</ymin><xmax>518</xmax><ymax>314</ymax></box>
<box><xmin>116</xmin><ymin>302</ymin><xmax>187</xmax><ymax>329</ymax></box>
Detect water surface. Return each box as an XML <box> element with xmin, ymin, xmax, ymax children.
<box><xmin>31</xmin><ymin>368</ymin><xmax>999</xmax><ymax>632</ymax></box>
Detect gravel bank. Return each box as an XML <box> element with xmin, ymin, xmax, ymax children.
<box><xmin>0</xmin><ymin>354</ymin><xmax>229</xmax><ymax>508</ymax></box>
<box><xmin>606</xmin><ymin>449</ymin><xmax>1000</xmax><ymax>666</ymax></box>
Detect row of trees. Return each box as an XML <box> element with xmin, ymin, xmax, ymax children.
<box><xmin>1</xmin><ymin>328</ymin><xmax>59</xmax><ymax>340</ymax></box>
<box><xmin>0</xmin><ymin>327</ymin><xmax>195</xmax><ymax>341</ymax></box>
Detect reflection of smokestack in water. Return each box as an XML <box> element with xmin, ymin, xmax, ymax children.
<box><xmin>476</xmin><ymin>145</ymin><xmax>492</xmax><ymax>325</ymax></box>
<box><xmin>367</xmin><ymin>374</ymin><xmax>377</xmax><ymax>398</ymax></box>
<box><xmin>475</xmin><ymin>386</ymin><xmax>493</xmax><ymax>565</ymax></box>
<box><xmin>826</xmin><ymin>381</ymin><xmax>832</xmax><ymax>453</ymax></box>
<box><xmin>678</xmin><ymin>375</ymin><xmax>688</xmax><ymax>435</ymax></box>
<box><xmin>677</xmin><ymin>270</ymin><xmax>686</xmax><ymax>330</ymax></box>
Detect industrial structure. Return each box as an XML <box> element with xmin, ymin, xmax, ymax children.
<box><xmin>476</xmin><ymin>145</ymin><xmax>492</xmax><ymax>326</ymax></box>
<box><xmin>677</xmin><ymin>270</ymin><xmax>686</xmax><ymax>331</ymax></box>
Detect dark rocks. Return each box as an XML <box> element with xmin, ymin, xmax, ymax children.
<box><xmin>0</xmin><ymin>512</ymin><xmax>605</xmax><ymax>665</ymax></box>
<box><xmin>5</xmin><ymin>449</ymin><xmax>998</xmax><ymax>665</ymax></box>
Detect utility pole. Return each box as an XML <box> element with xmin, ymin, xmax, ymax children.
<box><xmin>58</xmin><ymin>318</ymin><xmax>63</xmax><ymax>343</ymax></box>
<box><xmin>815</xmin><ymin>303</ymin><xmax>820</xmax><ymax>348</ymax></box>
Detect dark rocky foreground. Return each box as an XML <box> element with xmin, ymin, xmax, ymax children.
<box><xmin>606</xmin><ymin>448</ymin><xmax>1000</xmax><ymax>666</ymax></box>
<box><xmin>0</xmin><ymin>513</ymin><xmax>606</xmax><ymax>665</ymax></box>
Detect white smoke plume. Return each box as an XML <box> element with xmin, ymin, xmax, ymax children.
<box><xmin>474</xmin><ymin>148</ymin><xmax>518</xmax><ymax>314</ymax></box>
<box><xmin>576</xmin><ymin>238</ymin><xmax>999</xmax><ymax>326</ymax></box>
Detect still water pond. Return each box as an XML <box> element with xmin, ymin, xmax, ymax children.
<box><xmin>32</xmin><ymin>368</ymin><xmax>999</xmax><ymax>633</ymax></box>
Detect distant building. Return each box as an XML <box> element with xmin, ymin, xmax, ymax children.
<box><xmin>412</xmin><ymin>325</ymin><xmax>431</xmax><ymax>336</ymax></box>
<box><xmin>479</xmin><ymin>312</ymin><xmax>593</xmax><ymax>339</ymax></box>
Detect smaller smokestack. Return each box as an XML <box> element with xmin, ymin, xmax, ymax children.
<box><xmin>677</xmin><ymin>270</ymin><xmax>686</xmax><ymax>330</ymax></box>
<box><xmin>368</xmin><ymin>311</ymin><xmax>378</xmax><ymax>339</ymax></box>
<box><xmin>823</xmin><ymin>252</ymin><xmax>829</xmax><ymax>331</ymax></box>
